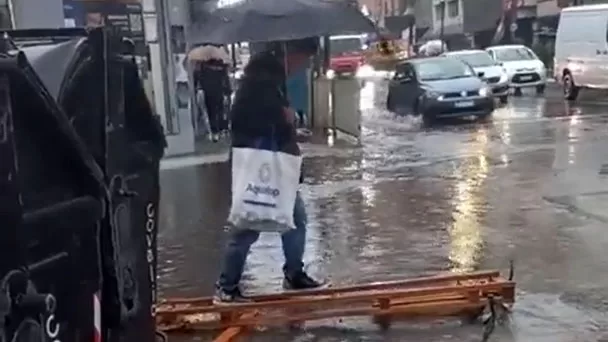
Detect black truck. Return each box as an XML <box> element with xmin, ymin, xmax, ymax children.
<box><xmin>0</xmin><ymin>27</ymin><xmax>166</xmax><ymax>342</ymax></box>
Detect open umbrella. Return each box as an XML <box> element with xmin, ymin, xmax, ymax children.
<box><xmin>187</xmin><ymin>44</ymin><xmax>231</xmax><ymax>63</ymax></box>
<box><xmin>189</xmin><ymin>0</ymin><xmax>377</xmax><ymax>45</ymax></box>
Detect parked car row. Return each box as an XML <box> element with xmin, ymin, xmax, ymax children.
<box><xmin>389</xmin><ymin>1</ymin><xmax>608</xmax><ymax>117</ymax></box>
<box><xmin>386</xmin><ymin>44</ymin><xmax>549</xmax><ymax>124</ymax></box>
<box><xmin>445</xmin><ymin>45</ymin><xmax>548</xmax><ymax>101</ymax></box>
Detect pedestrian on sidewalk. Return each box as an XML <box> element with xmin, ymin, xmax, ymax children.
<box><xmin>214</xmin><ymin>52</ymin><xmax>322</xmax><ymax>304</ymax></box>
<box><xmin>193</xmin><ymin>44</ymin><xmax>232</xmax><ymax>142</ymax></box>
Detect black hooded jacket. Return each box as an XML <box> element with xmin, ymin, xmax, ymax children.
<box><xmin>194</xmin><ymin>59</ymin><xmax>231</xmax><ymax>96</ymax></box>
<box><xmin>230</xmin><ymin>73</ymin><xmax>304</xmax><ymax>183</ymax></box>
<box><xmin>230</xmin><ymin>76</ymin><xmax>300</xmax><ymax>156</ymax></box>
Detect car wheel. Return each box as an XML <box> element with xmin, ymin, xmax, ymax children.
<box><xmin>563</xmin><ymin>73</ymin><xmax>579</xmax><ymax>101</ymax></box>
<box><xmin>412</xmin><ymin>98</ymin><xmax>423</xmax><ymax>117</ymax></box>
<box><xmin>499</xmin><ymin>95</ymin><xmax>509</xmax><ymax>104</ymax></box>
<box><xmin>414</xmin><ymin>101</ymin><xmax>433</xmax><ymax>124</ymax></box>
<box><xmin>513</xmin><ymin>87</ymin><xmax>522</xmax><ymax>96</ymax></box>
<box><xmin>422</xmin><ymin>113</ymin><xmax>436</xmax><ymax>126</ymax></box>
<box><xmin>386</xmin><ymin>93</ymin><xmax>394</xmax><ymax>111</ymax></box>
<box><xmin>478</xmin><ymin>111</ymin><xmax>493</xmax><ymax>122</ymax></box>
<box><xmin>420</xmin><ymin>106</ymin><xmax>435</xmax><ymax>125</ymax></box>
<box><xmin>536</xmin><ymin>85</ymin><xmax>545</xmax><ymax>95</ymax></box>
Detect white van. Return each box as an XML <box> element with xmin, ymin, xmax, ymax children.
<box><xmin>554</xmin><ymin>4</ymin><xmax>608</xmax><ymax>100</ymax></box>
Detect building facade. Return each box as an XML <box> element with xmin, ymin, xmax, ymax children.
<box><xmin>362</xmin><ymin>0</ymin><xmax>503</xmax><ymax>48</ymax></box>
<box><xmin>423</xmin><ymin>0</ymin><xmax>503</xmax><ymax>48</ymax></box>
<box><xmin>359</xmin><ymin>0</ymin><xmax>404</xmax><ymax>25</ymax></box>
<box><xmin>422</xmin><ymin>0</ymin><xmax>608</xmax><ymax>49</ymax></box>
<box><xmin>359</xmin><ymin>0</ymin><xmax>431</xmax><ymax>42</ymax></box>
<box><xmin>414</xmin><ymin>0</ymin><xmax>434</xmax><ymax>31</ymax></box>
<box><xmin>538</xmin><ymin>0</ymin><xmax>608</xmax><ymax>17</ymax></box>
<box><xmin>507</xmin><ymin>0</ymin><xmax>608</xmax><ymax>49</ymax></box>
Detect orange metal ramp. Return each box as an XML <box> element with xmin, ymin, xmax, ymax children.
<box><xmin>156</xmin><ymin>269</ymin><xmax>515</xmax><ymax>342</ymax></box>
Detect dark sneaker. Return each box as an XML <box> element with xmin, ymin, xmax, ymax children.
<box><xmin>283</xmin><ymin>271</ymin><xmax>323</xmax><ymax>290</ymax></box>
<box><xmin>213</xmin><ymin>287</ymin><xmax>250</xmax><ymax>304</ymax></box>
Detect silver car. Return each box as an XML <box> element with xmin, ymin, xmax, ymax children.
<box><xmin>444</xmin><ymin>50</ymin><xmax>510</xmax><ymax>104</ymax></box>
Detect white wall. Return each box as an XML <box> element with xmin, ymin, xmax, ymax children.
<box><xmin>414</xmin><ymin>0</ymin><xmax>434</xmax><ymax>28</ymax></box>
<box><xmin>536</xmin><ymin>0</ymin><xmax>561</xmax><ymax>17</ymax></box>
<box><xmin>432</xmin><ymin>0</ymin><xmax>464</xmax><ymax>27</ymax></box>
<box><xmin>11</xmin><ymin>0</ymin><xmax>64</xmax><ymax>29</ymax></box>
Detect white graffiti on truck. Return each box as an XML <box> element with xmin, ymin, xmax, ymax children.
<box><xmin>145</xmin><ymin>203</ymin><xmax>157</xmax><ymax>315</ymax></box>
<box><xmin>45</xmin><ymin>313</ymin><xmax>61</xmax><ymax>342</ymax></box>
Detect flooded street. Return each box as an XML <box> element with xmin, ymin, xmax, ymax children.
<box><xmin>158</xmin><ymin>78</ymin><xmax>608</xmax><ymax>341</ymax></box>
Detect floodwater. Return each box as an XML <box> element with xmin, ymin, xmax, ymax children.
<box><xmin>158</xmin><ymin>79</ymin><xmax>608</xmax><ymax>341</ymax></box>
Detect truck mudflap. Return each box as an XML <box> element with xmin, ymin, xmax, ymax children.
<box><xmin>0</xmin><ymin>28</ymin><xmax>165</xmax><ymax>342</ymax></box>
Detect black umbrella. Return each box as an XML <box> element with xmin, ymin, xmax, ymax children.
<box><xmin>189</xmin><ymin>0</ymin><xmax>377</xmax><ymax>45</ymax></box>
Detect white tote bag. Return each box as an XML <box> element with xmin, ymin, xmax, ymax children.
<box><xmin>228</xmin><ymin>147</ymin><xmax>302</xmax><ymax>232</ymax></box>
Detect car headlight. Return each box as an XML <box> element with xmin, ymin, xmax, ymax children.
<box><xmin>425</xmin><ymin>90</ymin><xmax>443</xmax><ymax>100</ymax></box>
<box><xmin>326</xmin><ymin>69</ymin><xmax>335</xmax><ymax>79</ymax></box>
<box><xmin>356</xmin><ymin>64</ymin><xmax>375</xmax><ymax>78</ymax></box>
<box><xmin>499</xmin><ymin>72</ymin><xmax>508</xmax><ymax>83</ymax></box>
<box><xmin>537</xmin><ymin>64</ymin><xmax>547</xmax><ymax>77</ymax></box>
<box><xmin>478</xmin><ymin>86</ymin><xmax>490</xmax><ymax>97</ymax></box>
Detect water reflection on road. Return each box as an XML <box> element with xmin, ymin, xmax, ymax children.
<box><xmin>159</xmin><ymin>80</ymin><xmax>608</xmax><ymax>341</ymax></box>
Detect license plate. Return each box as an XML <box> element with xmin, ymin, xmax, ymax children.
<box><xmin>454</xmin><ymin>101</ymin><xmax>474</xmax><ymax>108</ymax></box>
<box><xmin>520</xmin><ymin>76</ymin><xmax>533</xmax><ymax>81</ymax></box>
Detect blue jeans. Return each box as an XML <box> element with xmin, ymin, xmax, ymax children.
<box><xmin>218</xmin><ymin>192</ymin><xmax>307</xmax><ymax>291</ymax></box>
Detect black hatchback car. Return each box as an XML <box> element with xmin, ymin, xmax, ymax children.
<box><xmin>386</xmin><ymin>57</ymin><xmax>495</xmax><ymax>124</ymax></box>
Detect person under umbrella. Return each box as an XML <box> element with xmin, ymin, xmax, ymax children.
<box><xmin>214</xmin><ymin>52</ymin><xmax>322</xmax><ymax>304</ymax></box>
<box><xmin>191</xmin><ymin>44</ymin><xmax>232</xmax><ymax>142</ymax></box>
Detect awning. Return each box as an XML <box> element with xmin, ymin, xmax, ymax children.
<box><xmin>384</xmin><ymin>14</ymin><xmax>415</xmax><ymax>35</ymax></box>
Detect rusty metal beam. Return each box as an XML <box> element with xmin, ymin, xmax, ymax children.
<box><xmin>155</xmin><ymin>270</ymin><xmax>515</xmax><ymax>342</ymax></box>
<box><xmin>159</xmin><ymin>269</ymin><xmax>501</xmax><ymax>306</ymax></box>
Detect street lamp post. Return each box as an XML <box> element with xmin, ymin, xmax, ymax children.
<box><xmin>439</xmin><ymin>1</ymin><xmax>445</xmax><ymax>52</ymax></box>
<box><xmin>403</xmin><ymin>4</ymin><xmax>415</xmax><ymax>56</ymax></box>
<box><xmin>508</xmin><ymin>0</ymin><xmax>518</xmax><ymax>43</ymax></box>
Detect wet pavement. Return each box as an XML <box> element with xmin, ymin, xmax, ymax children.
<box><xmin>158</xmin><ymin>79</ymin><xmax>608</xmax><ymax>341</ymax></box>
